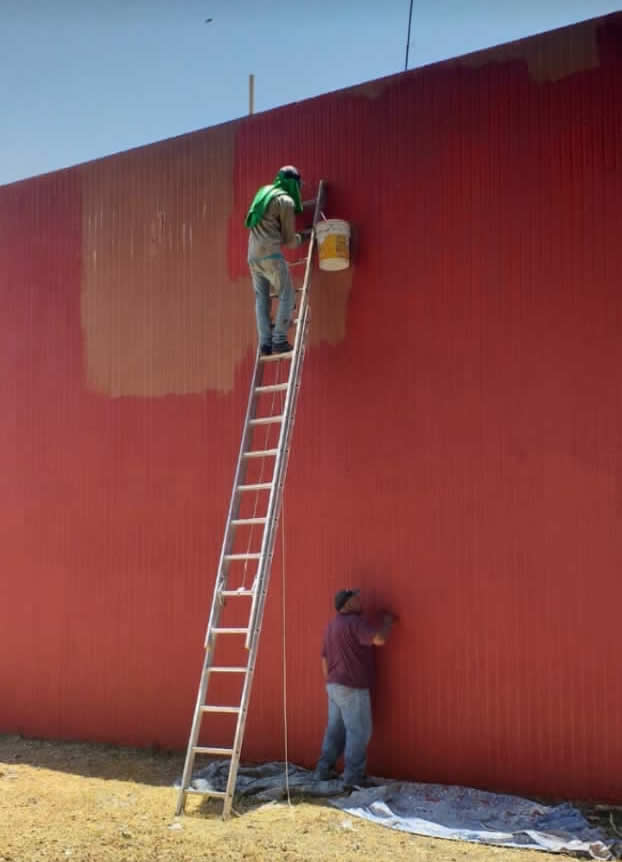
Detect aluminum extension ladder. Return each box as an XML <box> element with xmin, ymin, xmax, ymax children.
<box><xmin>176</xmin><ymin>180</ymin><xmax>326</xmax><ymax>819</ymax></box>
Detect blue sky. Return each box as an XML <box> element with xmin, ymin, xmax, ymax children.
<box><xmin>1</xmin><ymin>0</ymin><xmax>619</xmax><ymax>186</ymax></box>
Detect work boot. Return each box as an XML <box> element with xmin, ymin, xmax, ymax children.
<box><xmin>272</xmin><ymin>342</ymin><xmax>293</xmax><ymax>354</ymax></box>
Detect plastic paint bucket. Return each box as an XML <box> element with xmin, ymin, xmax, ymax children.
<box><xmin>315</xmin><ymin>219</ymin><xmax>351</xmax><ymax>271</ymax></box>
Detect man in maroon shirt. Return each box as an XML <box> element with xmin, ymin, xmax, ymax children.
<box><xmin>314</xmin><ymin>589</ymin><xmax>395</xmax><ymax>790</ymax></box>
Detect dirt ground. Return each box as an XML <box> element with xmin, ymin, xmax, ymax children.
<box><xmin>0</xmin><ymin>736</ymin><xmax>614</xmax><ymax>862</ymax></box>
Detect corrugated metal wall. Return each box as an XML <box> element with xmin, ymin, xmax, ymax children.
<box><xmin>1</xmin><ymin>13</ymin><xmax>621</xmax><ymax>802</ymax></box>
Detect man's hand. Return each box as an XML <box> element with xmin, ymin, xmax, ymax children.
<box><xmin>372</xmin><ymin>612</ymin><xmax>396</xmax><ymax>646</ymax></box>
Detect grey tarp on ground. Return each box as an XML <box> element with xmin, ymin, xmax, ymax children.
<box><xmin>179</xmin><ymin>762</ymin><xmax>617</xmax><ymax>860</ymax></box>
<box><xmin>331</xmin><ymin>781</ymin><xmax>617</xmax><ymax>860</ymax></box>
<box><xmin>179</xmin><ymin>760</ymin><xmax>344</xmax><ymax>801</ymax></box>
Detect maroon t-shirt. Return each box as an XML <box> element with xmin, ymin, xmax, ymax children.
<box><xmin>321</xmin><ymin>612</ymin><xmax>377</xmax><ymax>689</ymax></box>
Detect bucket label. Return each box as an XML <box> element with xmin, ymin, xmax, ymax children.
<box><xmin>319</xmin><ymin>234</ymin><xmax>348</xmax><ymax>261</ymax></box>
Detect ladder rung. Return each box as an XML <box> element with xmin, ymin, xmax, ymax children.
<box><xmin>224</xmin><ymin>553</ymin><xmax>260</xmax><ymax>561</ymax></box>
<box><xmin>193</xmin><ymin>746</ymin><xmax>234</xmax><ymax>756</ymax></box>
<box><xmin>255</xmin><ymin>383</ymin><xmax>288</xmax><ymax>393</ymax></box>
<box><xmin>243</xmin><ymin>449</ymin><xmax>278</xmax><ymax>459</ymax></box>
<box><xmin>220</xmin><ymin>589</ymin><xmax>254</xmax><ymax>598</ymax></box>
<box><xmin>237</xmin><ymin>482</ymin><xmax>272</xmax><ymax>492</ymax></box>
<box><xmin>212</xmin><ymin>627</ymin><xmax>249</xmax><ymax>635</ymax></box>
<box><xmin>249</xmin><ymin>415</ymin><xmax>284</xmax><ymax>426</ymax></box>
<box><xmin>186</xmin><ymin>788</ymin><xmax>227</xmax><ymax>799</ymax></box>
<box><xmin>231</xmin><ymin>517</ymin><xmax>267</xmax><ymax>526</ymax></box>
<box><xmin>260</xmin><ymin>352</ymin><xmax>293</xmax><ymax>362</ymax></box>
<box><xmin>201</xmin><ymin>705</ymin><xmax>241</xmax><ymax>714</ymax></box>
<box><xmin>209</xmin><ymin>666</ymin><xmax>248</xmax><ymax>673</ymax></box>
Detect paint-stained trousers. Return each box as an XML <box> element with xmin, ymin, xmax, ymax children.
<box><xmin>248</xmin><ymin>254</ymin><xmax>294</xmax><ymax>348</ymax></box>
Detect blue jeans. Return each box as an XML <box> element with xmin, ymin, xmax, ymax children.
<box><xmin>316</xmin><ymin>683</ymin><xmax>372</xmax><ymax>785</ymax></box>
<box><xmin>248</xmin><ymin>255</ymin><xmax>294</xmax><ymax>348</ymax></box>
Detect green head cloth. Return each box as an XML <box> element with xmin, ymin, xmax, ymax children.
<box><xmin>245</xmin><ymin>167</ymin><xmax>303</xmax><ymax>229</ymax></box>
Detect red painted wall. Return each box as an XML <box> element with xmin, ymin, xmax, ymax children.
<box><xmin>1</xmin><ymin>14</ymin><xmax>622</xmax><ymax>802</ymax></box>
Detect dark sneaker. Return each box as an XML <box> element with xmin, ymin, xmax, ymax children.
<box><xmin>344</xmin><ymin>775</ymin><xmax>374</xmax><ymax>792</ymax></box>
<box><xmin>313</xmin><ymin>768</ymin><xmax>338</xmax><ymax>781</ymax></box>
<box><xmin>353</xmin><ymin>776</ymin><xmax>376</xmax><ymax>789</ymax></box>
<box><xmin>272</xmin><ymin>342</ymin><xmax>293</xmax><ymax>354</ymax></box>
<box><xmin>260</xmin><ymin>344</ymin><xmax>272</xmax><ymax>356</ymax></box>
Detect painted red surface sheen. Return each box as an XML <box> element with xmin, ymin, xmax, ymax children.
<box><xmin>1</xmin><ymin>14</ymin><xmax>622</xmax><ymax>802</ymax></box>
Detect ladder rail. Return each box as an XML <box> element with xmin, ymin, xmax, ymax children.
<box><xmin>177</xmin><ymin>180</ymin><xmax>326</xmax><ymax>819</ymax></box>
<box><xmin>244</xmin><ymin>181</ymin><xmax>324</xmax><ymax>649</ymax></box>
<box><xmin>244</xmin><ymin>308</ymin><xmax>309</xmax><ymax>651</ymax></box>
<box><xmin>224</xmin><ymin>220</ymin><xmax>321</xmax><ymax>819</ymax></box>
<box><xmin>221</xmin><ymin>364</ymin><xmax>312</xmax><ymax>818</ymax></box>
<box><xmin>247</xmin><ymin>311</ymin><xmax>309</xmax><ymax>641</ymax></box>
<box><xmin>175</xmin><ymin>352</ymin><xmax>263</xmax><ymax>815</ymax></box>
<box><xmin>175</xmin><ymin>642</ymin><xmax>216</xmax><ymax>813</ymax></box>
<box><xmin>222</xmin><ymin>321</ymin><xmax>310</xmax><ymax>816</ymax></box>
<box><xmin>239</xmin><ymin>317</ymin><xmax>310</xmax><ymax>746</ymax></box>
<box><xmin>203</xmin><ymin>354</ymin><xmax>264</xmax><ymax>648</ymax></box>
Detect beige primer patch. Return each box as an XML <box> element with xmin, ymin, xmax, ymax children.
<box><xmin>454</xmin><ymin>20</ymin><xmax>600</xmax><ymax>82</ymax></box>
<box><xmin>81</xmin><ymin>126</ymin><xmax>255</xmax><ymax>397</ymax></box>
<box><xmin>81</xmin><ymin>129</ymin><xmax>351</xmax><ymax>397</ymax></box>
<box><xmin>355</xmin><ymin>79</ymin><xmax>390</xmax><ymax>101</ymax></box>
<box><xmin>307</xmin><ymin>267</ymin><xmax>353</xmax><ymax>347</ymax></box>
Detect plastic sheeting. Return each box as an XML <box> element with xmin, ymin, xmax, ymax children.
<box><xmin>332</xmin><ymin>782</ymin><xmax>618</xmax><ymax>860</ymax></box>
<box><xmin>180</xmin><ymin>762</ymin><xmax>618</xmax><ymax>859</ymax></box>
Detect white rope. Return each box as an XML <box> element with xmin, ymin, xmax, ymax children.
<box><xmin>280</xmin><ymin>380</ymin><xmax>292</xmax><ymax>808</ymax></box>
<box><xmin>281</xmin><ymin>495</ymin><xmax>291</xmax><ymax>807</ymax></box>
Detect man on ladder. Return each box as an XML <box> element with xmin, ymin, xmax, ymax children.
<box><xmin>245</xmin><ymin>165</ymin><xmax>312</xmax><ymax>356</ymax></box>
